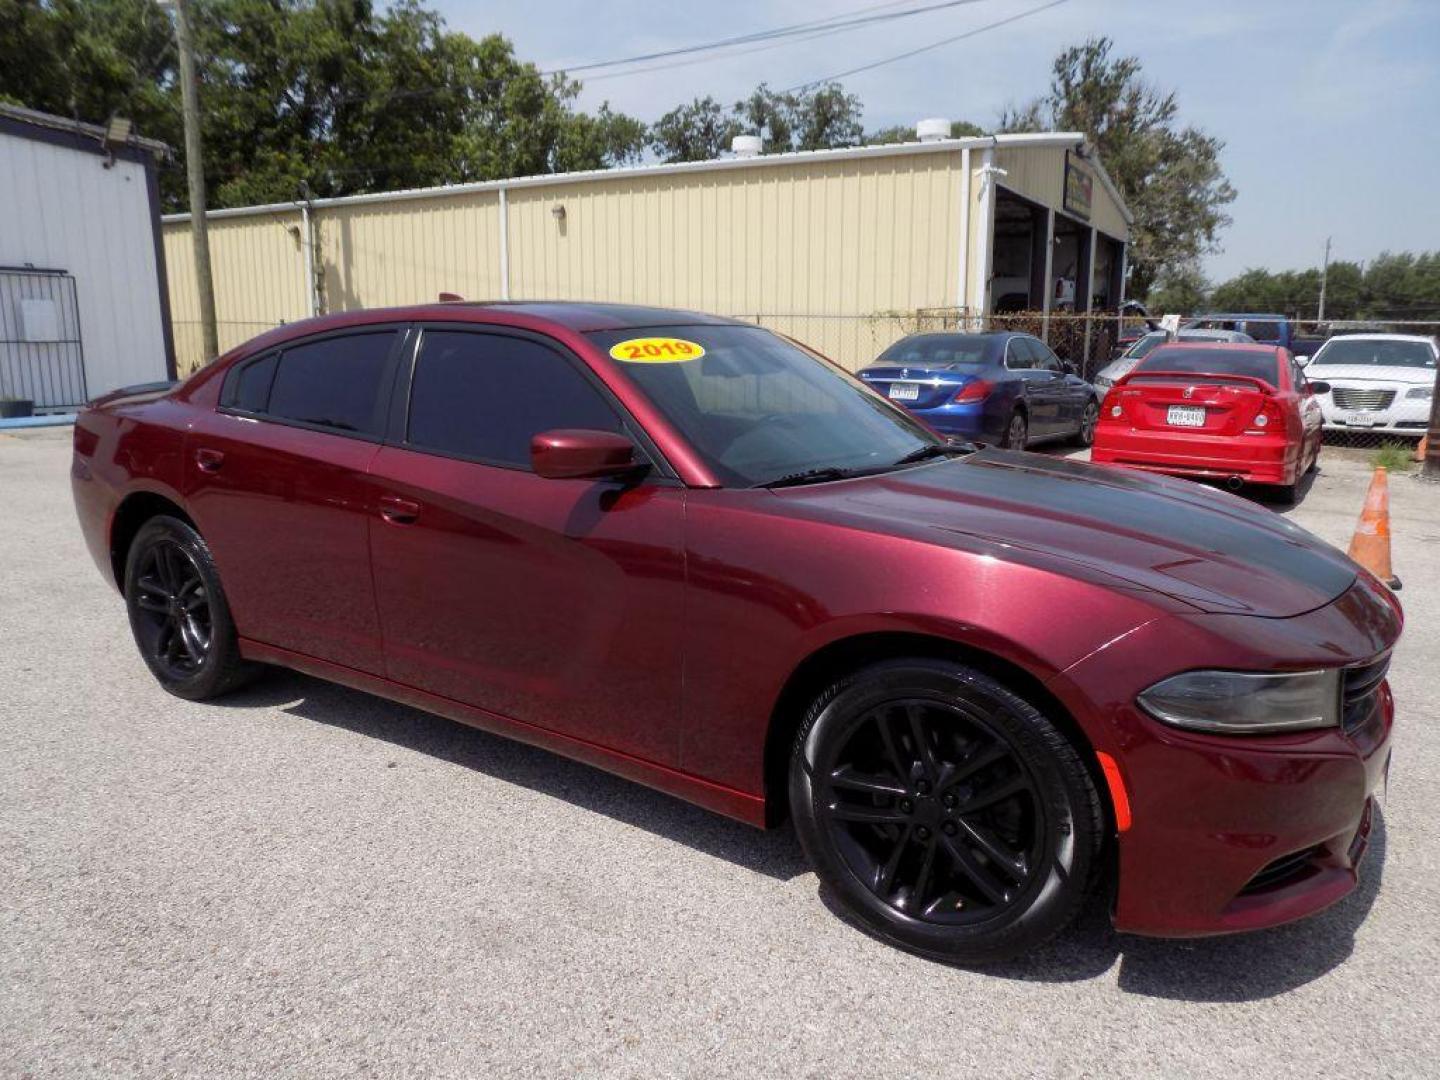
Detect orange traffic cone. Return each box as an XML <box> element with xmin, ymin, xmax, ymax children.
<box><xmin>1348</xmin><ymin>467</ymin><xmax>1401</xmax><ymax>590</ymax></box>
<box><xmin>1416</xmin><ymin>435</ymin><xmax>1428</xmax><ymax>463</ymax></box>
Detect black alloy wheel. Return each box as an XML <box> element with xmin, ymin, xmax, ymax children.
<box><xmin>790</xmin><ymin>660</ymin><xmax>1102</xmax><ymax>964</ymax></box>
<box><xmin>124</xmin><ymin>515</ymin><xmax>256</xmax><ymax>700</ymax></box>
<box><xmin>1003</xmin><ymin>410</ymin><xmax>1028</xmax><ymax>450</ymax></box>
<box><xmin>131</xmin><ymin>539</ymin><xmax>213</xmax><ymax>680</ymax></box>
<box><xmin>1073</xmin><ymin>399</ymin><xmax>1100</xmax><ymax>447</ymax></box>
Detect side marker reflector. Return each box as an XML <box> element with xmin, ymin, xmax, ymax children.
<box><xmin>1096</xmin><ymin>751</ymin><xmax>1132</xmax><ymax>833</ymax></box>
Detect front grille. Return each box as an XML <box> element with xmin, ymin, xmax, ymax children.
<box><xmin>1331</xmin><ymin>387</ymin><xmax>1396</xmax><ymax>410</ymax></box>
<box><xmin>1342</xmin><ymin>655</ymin><xmax>1390</xmax><ymax>735</ymax></box>
<box><xmin>1240</xmin><ymin>845</ymin><xmax>1322</xmax><ymax>895</ymax></box>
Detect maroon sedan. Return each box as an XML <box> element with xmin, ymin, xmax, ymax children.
<box><xmin>72</xmin><ymin>303</ymin><xmax>1399</xmax><ymax>963</ymax></box>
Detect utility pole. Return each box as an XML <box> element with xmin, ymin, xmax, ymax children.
<box><xmin>1317</xmin><ymin>236</ymin><xmax>1332</xmax><ymax>323</ymax></box>
<box><xmin>169</xmin><ymin>0</ymin><xmax>218</xmax><ymax>362</ymax></box>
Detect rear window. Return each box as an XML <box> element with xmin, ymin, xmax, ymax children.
<box><xmin>1311</xmin><ymin>338</ymin><xmax>1437</xmax><ymax>369</ymax></box>
<box><xmin>877</xmin><ymin>335</ymin><xmax>994</xmax><ymax>369</ymax></box>
<box><xmin>1135</xmin><ymin>347</ymin><xmax>1280</xmax><ymax>385</ymax></box>
<box><xmin>267</xmin><ymin>332</ymin><xmax>396</xmax><ymax>435</ymax></box>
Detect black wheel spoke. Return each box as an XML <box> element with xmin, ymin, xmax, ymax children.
<box><xmin>905</xmin><ymin>704</ymin><xmax>940</xmax><ymax>781</ymax></box>
<box><xmin>873</xmin><ymin>712</ymin><xmax>911</xmax><ymax>782</ymax></box>
<box><xmin>874</xmin><ymin>826</ymin><xmax>912</xmax><ymax>895</ymax></box>
<box><xmin>954</xmin><ymin>819</ymin><xmax>1027</xmax><ymax>882</ymax></box>
<box><xmin>828</xmin><ymin>802</ymin><xmax>908</xmax><ymax>826</ymax></box>
<box><xmin>829</xmin><ymin>765</ymin><xmax>907</xmax><ymax>798</ymax></box>
<box><xmin>960</xmin><ymin>774</ymin><xmax>1027</xmax><ymax>814</ymax></box>
<box><xmin>177</xmin><ymin>616</ymin><xmax>205</xmax><ymax>662</ymax></box>
<box><xmin>904</xmin><ymin>839</ymin><xmax>938</xmax><ymax>912</ymax></box>
<box><xmin>939</xmin><ymin>832</ymin><xmax>1007</xmax><ymax>905</ymax></box>
<box><xmin>136</xmin><ymin>594</ymin><xmax>169</xmax><ymax>614</ymax></box>
<box><xmin>950</xmin><ymin>741</ymin><xmax>1007</xmax><ymax>785</ymax></box>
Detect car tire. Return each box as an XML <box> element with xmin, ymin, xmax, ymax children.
<box><xmin>124</xmin><ymin>515</ymin><xmax>258</xmax><ymax>701</ymax></box>
<box><xmin>1001</xmin><ymin>409</ymin><xmax>1028</xmax><ymax>450</ymax></box>
<box><xmin>789</xmin><ymin>658</ymin><xmax>1103</xmax><ymax>965</ymax></box>
<box><xmin>1070</xmin><ymin>399</ymin><xmax>1100</xmax><ymax>447</ymax></box>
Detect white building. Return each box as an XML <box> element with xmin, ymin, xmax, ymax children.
<box><xmin>0</xmin><ymin>104</ymin><xmax>174</xmax><ymax>413</ymax></box>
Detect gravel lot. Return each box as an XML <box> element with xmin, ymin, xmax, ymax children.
<box><xmin>2</xmin><ymin>427</ymin><xmax>1437</xmax><ymax>1079</ymax></box>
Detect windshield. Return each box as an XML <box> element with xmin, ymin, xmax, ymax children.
<box><xmin>1136</xmin><ymin>346</ymin><xmax>1280</xmax><ymax>384</ymax></box>
<box><xmin>587</xmin><ymin>325</ymin><xmax>937</xmax><ymax>487</ymax></box>
<box><xmin>1311</xmin><ymin>338</ymin><xmax>1437</xmax><ymax>369</ymax></box>
<box><xmin>1123</xmin><ymin>333</ymin><xmax>1167</xmax><ymax>359</ymax></box>
<box><xmin>875</xmin><ymin>334</ymin><xmax>994</xmax><ymax>369</ymax></box>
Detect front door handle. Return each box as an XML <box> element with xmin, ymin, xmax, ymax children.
<box><xmin>378</xmin><ymin>494</ymin><xmax>420</xmax><ymax>525</ymax></box>
<box><xmin>195</xmin><ymin>447</ymin><xmax>225</xmax><ymax>473</ymax></box>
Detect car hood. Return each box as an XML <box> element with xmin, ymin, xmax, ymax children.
<box><xmin>776</xmin><ymin>449</ymin><xmax>1357</xmax><ymax>617</ymax></box>
<box><xmin>1308</xmin><ymin>363</ymin><xmax>1434</xmax><ymax>385</ymax></box>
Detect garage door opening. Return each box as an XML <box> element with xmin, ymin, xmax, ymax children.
<box><xmin>991</xmin><ymin>190</ymin><xmax>1050</xmax><ymax>313</ymax></box>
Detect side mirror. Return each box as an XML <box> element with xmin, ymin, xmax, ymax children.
<box><xmin>1061</xmin><ymin>361</ymin><xmax>1078</xmax><ymax>376</ymax></box>
<box><xmin>1307</xmin><ymin>381</ymin><xmax>1331</xmax><ymax>395</ymax></box>
<box><xmin>531</xmin><ymin>429</ymin><xmax>643</xmax><ymax>481</ymax></box>
<box><xmin>1295</xmin><ymin>355</ymin><xmax>1310</xmax><ymax>367</ymax></box>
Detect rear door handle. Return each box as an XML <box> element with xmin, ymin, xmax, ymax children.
<box><xmin>195</xmin><ymin>448</ymin><xmax>225</xmax><ymax>473</ymax></box>
<box><xmin>378</xmin><ymin>494</ymin><xmax>420</xmax><ymax>525</ymax></box>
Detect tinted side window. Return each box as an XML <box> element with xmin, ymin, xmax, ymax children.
<box><xmin>1027</xmin><ymin>339</ymin><xmax>1061</xmax><ymax>372</ymax></box>
<box><xmin>1004</xmin><ymin>339</ymin><xmax>1029</xmax><ymax>370</ymax></box>
<box><xmin>222</xmin><ymin>352</ymin><xmax>279</xmax><ymax>412</ymax></box>
<box><xmin>1244</xmin><ymin>320</ymin><xmax>1282</xmax><ymax>342</ymax></box>
<box><xmin>267</xmin><ymin>332</ymin><xmax>396</xmax><ymax>436</ymax></box>
<box><xmin>408</xmin><ymin>332</ymin><xmax>621</xmax><ymax>467</ymax></box>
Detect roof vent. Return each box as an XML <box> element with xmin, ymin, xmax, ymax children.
<box><xmin>732</xmin><ymin>135</ymin><xmax>763</xmax><ymax>159</ymax></box>
<box><xmin>916</xmin><ymin>117</ymin><xmax>951</xmax><ymax>143</ymax></box>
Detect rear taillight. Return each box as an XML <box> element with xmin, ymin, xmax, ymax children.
<box><xmin>1246</xmin><ymin>399</ymin><xmax>1283</xmax><ymax>433</ymax></box>
<box><xmin>954</xmin><ymin>379</ymin><xmax>994</xmax><ymax>403</ymax></box>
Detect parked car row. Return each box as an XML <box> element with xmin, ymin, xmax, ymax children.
<box><xmin>1302</xmin><ymin>333</ymin><xmax>1437</xmax><ymax>438</ymax></box>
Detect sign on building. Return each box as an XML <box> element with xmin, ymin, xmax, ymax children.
<box><xmin>1063</xmin><ymin>151</ymin><xmax>1093</xmax><ymax>221</ymax></box>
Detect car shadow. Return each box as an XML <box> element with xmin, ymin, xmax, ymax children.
<box><xmin>213</xmin><ymin>669</ymin><xmax>811</xmax><ymax>883</ymax></box>
<box><xmin>214</xmin><ymin>669</ymin><xmax>1386</xmax><ymax>995</ymax></box>
<box><xmin>860</xmin><ymin>809</ymin><xmax>1386</xmax><ymax>999</ymax></box>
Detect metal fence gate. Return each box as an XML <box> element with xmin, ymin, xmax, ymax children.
<box><xmin>0</xmin><ymin>267</ymin><xmax>87</xmax><ymax>411</ymax></box>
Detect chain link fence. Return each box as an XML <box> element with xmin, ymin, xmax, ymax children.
<box><xmin>170</xmin><ymin>307</ymin><xmax>1438</xmax><ymax>461</ymax></box>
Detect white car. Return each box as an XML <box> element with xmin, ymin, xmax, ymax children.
<box><xmin>1303</xmin><ymin>334</ymin><xmax>1438</xmax><ymax>437</ymax></box>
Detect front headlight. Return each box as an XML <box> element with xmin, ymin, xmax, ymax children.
<box><xmin>1405</xmin><ymin>386</ymin><xmax>1432</xmax><ymax>400</ymax></box>
<box><xmin>1137</xmin><ymin>669</ymin><xmax>1340</xmax><ymax>734</ymax></box>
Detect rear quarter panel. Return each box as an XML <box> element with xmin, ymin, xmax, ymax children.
<box><xmin>71</xmin><ymin>396</ymin><xmax>194</xmax><ymax>589</ymax></box>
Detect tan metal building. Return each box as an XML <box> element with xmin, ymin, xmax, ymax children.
<box><xmin>161</xmin><ymin>130</ymin><xmax>1132</xmax><ymax>374</ymax></box>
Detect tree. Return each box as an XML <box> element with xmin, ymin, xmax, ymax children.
<box><xmin>649</xmin><ymin>96</ymin><xmax>740</xmax><ymax>163</ymax></box>
<box><xmin>1001</xmin><ymin>37</ymin><xmax>1236</xmax><ymax>301</ymax></box>
<box><xmin>865</xmin><ymin>119</ymin><xmax>984</xmax><ymax>145</ymax></box>
<box><xmin>1206</xmin><ymin>252</ymin><xmax>1440</xmax><ymax>322</ymax></box>
<box><xmin>1147</xmin><ymin>263</ymin><xmax>1208</xmax><ymax>315</ymax></box>
<box><xmin>651</xmin><ymin>81</ymin><xmax>865</xmax><ymax>163</ymax></box>
<box><xmin>1</xmin><ymin>0</ymin><xmax>648</xmax><ymax>210</ymax></box>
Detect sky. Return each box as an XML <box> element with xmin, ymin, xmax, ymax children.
<box><xmin>432</xmin><ymin>0</ymin><xmax>1440</xmax><ymax>284</ymax></box>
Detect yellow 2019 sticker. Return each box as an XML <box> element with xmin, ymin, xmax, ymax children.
<box><xmin>609</xmin><ymin>337</ymin><xmax>705</xmax><ymax>363</ymax></box>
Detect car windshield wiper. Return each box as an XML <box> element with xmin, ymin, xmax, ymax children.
<box><xmin>757</xmin><ymin>466</ymin><xmax>861</xmax><ymax>489</ymax></box>
<box><xmin>891</xmin><ymin>441</ymin><xmax>976</xmax><ymax>467</ymax></box>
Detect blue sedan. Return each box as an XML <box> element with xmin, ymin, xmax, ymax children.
<box><xmin>858</xmin><ymin>332</ymin><xmax>1100</xmax><ymax>449</ymax></box>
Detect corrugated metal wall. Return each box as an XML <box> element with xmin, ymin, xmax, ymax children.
<box><xmin>161</xmin><ymin>143</ymin><xmax>1129</xmax><ymax>374</ymax></box>
<box><xmin>2</xmin><ymin>129</ymin><xmax>169</xmax><ymax>398</ymax></box>
<box><xmin>994</xmin><ymin>145</ymin><xmax>1128</xmax><ymax>241</ymax></box>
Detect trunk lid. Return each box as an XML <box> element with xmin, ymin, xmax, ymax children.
<box><xmin>858</xmin><ymin>366</ymin><xmax>978</xmax><ymax>409</ymax></box>
<box><xmin>1112</xmin><ymin>373</ymin><xmax>1272</xmax><ymax>437</ymax></box>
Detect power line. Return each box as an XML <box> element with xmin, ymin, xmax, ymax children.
<box><xmin>783</xmin><ymin>0</ymin><xmax>1071</xmax><ymax>94</ymax></box>
<box><xmin>550</xmin><ymin>0</ymin><xmax>995</xmax><ymax>76</ymax></box>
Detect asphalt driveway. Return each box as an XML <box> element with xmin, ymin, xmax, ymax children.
<box><xmin>2</xmin><ymin>427</ymin><xmax>1436</xmax><ymax>1078</ymax></box>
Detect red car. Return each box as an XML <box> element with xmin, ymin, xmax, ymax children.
<box><xmin>72</xmin><ymin>303</ymin><xmax>1398</xmax><ymax>963</ymax></box>
<box><xmin>1091</xmin><ymin>343</ymin><xmax>1326</xmax><ymax>498</ymax></box>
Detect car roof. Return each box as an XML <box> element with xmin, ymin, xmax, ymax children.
<box><xmin>1320</xmin><ymin>333</ymin><xmax>1437</xmax><ymax>344</ymax></box>
<box><xmin>1151</xmin><ymin>342</ymin><xmax>1279</xmax><ymax>353</ymax></box>
<box><xmin>465</xmin><ymin>301</ymin><xmax>748</xmax><ymax>330</ymax></box>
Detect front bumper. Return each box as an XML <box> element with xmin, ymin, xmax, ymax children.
<box><xmin>1091</xmin><ymin>425</ymin><xmax>1298</xmax><ymax>486</ymax></box>
<box><xmin>1048</xmin><ymin>574</ymin><xmax>1401</xmax><ymax>937</ymax></box>
<box><xmin>1317</xmin><ymin>392</ymin><xmax>1429</xmax><ymax>436</ymax></box>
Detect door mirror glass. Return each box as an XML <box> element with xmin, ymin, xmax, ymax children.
<box><xmin>531</xmin><ymin>429</ymin><xmax>641</xmax><ymax>480</ymax></box>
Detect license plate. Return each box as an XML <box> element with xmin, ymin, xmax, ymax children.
<box><xmin>1338</xmin><ymin>411</ymin><xmax>1381</xmax><ymax>427</ymax></box>
<box><xmin>888</xmin><ymin>383</ymin><xmax>921</xmax><ymax>402</ymax></box>
<box><xmin>1166</xmin><ymin>405</ymin><xmax>1206</xmax><ymax>427</ymax></box>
